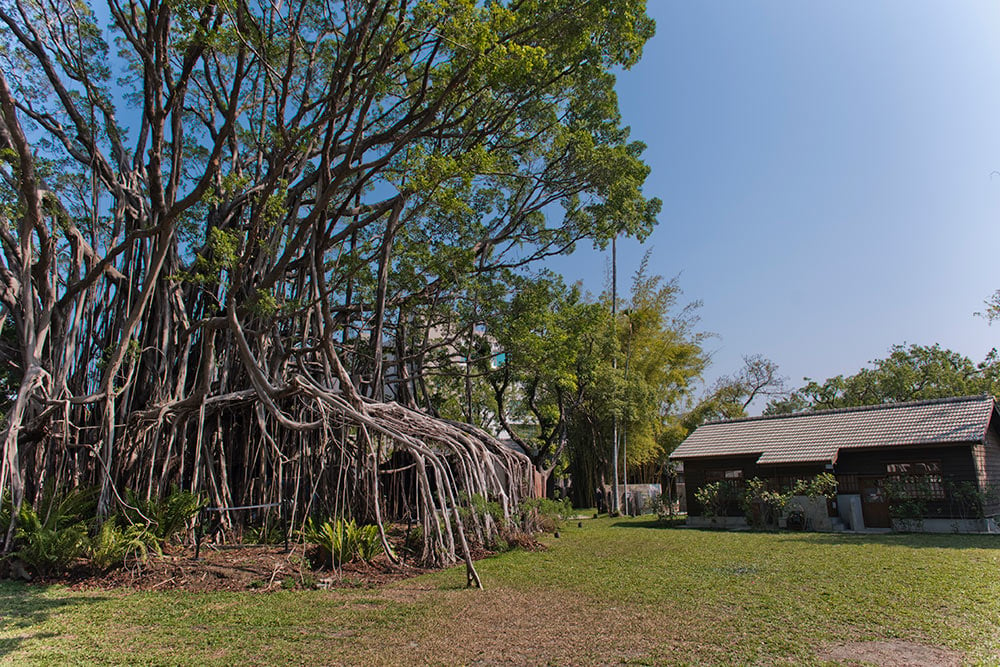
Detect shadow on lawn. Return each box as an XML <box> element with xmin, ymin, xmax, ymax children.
<box><xmin>609</xmin><ymin>518</ymin><xmax>683</xmax><ymax>530</ymax></box>
<box><xmin>779</xmin><ymin>531</ymin><xmax>1000</xmax><ymax>550</ymax></box>
<box><xmin>0</xmin><ymin>582</ymin><xmax>105</xmax><ymax>658</ymax></box>
<box><xmin>609</xmin><ymin>519</ymin><xmax>1000</xmax><ymax>549</ymax></box>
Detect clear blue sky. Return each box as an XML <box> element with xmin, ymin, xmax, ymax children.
<box><xmin>547</xmin><ymin>1</ymin><xmax>1000</xmax><ymax>409</ymax></box>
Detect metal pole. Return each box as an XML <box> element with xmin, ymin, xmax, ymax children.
<box><xmin>623</xmin><ymin>314</ymin><xmax>631</xmax><ymax>516</ymax></box>
<box><xmin>611</xmin><ymin>236</ymin><xmax>619</xmax><ymax>515</ymax></box>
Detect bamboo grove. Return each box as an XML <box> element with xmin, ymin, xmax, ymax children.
<box><xmin>0</xmin><ymin>0</ymin><xmax>658</xmax><ymax>580</ymax></box>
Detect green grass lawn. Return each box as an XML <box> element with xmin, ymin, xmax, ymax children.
<box><xmin>2</xmin><ymin>516</ymin><xmax>999</xmax><ymax>665</ymax></box>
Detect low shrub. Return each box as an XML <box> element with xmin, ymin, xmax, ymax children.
<box><xmin>243</xmin><ymin>512</ymin><xmax>286</xmax><ymax>545</ymax></box>
<box><xmin>741</xmin><ymin>478</ymin><xmax>788</xmax><ymax>529</ymax></box>
<box><xmin>15</xmin><ymin>506</ymin><xmax>89</xmax><ymax>576</ymax></box>
<box><xmin>349</xmin><ymin>522</ymin><xmax>383</xmax><ymax>562</ymax></box>
<box><xmin>13</xmin><ymin>486</ymin><xmax>97</xmax><ymax>576</ymax></box>
<box><xmin>304</xmin><ymin>517</ymin><xmax>383</xmax><ymax>568</ymax></box>
<box><xmin>521</xmin><ymin>497</ymin><xmax>573</xmax><ymax>533</ymax></box>
<box><xmin>459</xmin><ymin>492</ymin><xmax>505</xmax><ymax>527</ymax></box>
<box><xmin>123</xmin><ymin>486</ymin><xmax>204</xmax><ymax>544</ymax></box>
<box><xmin>403</xmin><ymin>524</ymin><xmax>424</xmax><ymax>557</ymax></box>
<box><xmin>694</xmin><ymin>481</ymin><xmax>737</xmax><ymax>519</ymax></box>
<box><xmin>791</xmin><ymin>472</ymin><xmax>838</xmax><ymax>499</ymax></box>
<box><xmin>89</xmin><ymin>521</ymin><xmax>161</xmax><ymax>571</ymax></box>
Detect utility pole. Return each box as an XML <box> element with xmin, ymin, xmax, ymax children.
<box><xmin>611</xmin><ymin>236</ymin><xmax>620</xmax><ymax>515</ymax></box>
<box><xmin>623</xmin><ymin>312</ymin><xmax>632</xmax><ymax>516</ymax></box>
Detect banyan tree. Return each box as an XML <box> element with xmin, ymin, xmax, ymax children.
<box><xmin>0</xmin><ymin>0</ymin><xmax>658</xmax><ymax>583</ymax></box>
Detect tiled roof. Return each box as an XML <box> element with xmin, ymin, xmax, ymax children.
<box><xmin>669</xmin><ymin>395</ymin><xmax>996</xmax><ymax>465</ymax></box>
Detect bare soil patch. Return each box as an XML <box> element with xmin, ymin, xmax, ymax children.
<box><xmin>364</xmin><ymin>586</ymin><xmax>673</xmax><ymax>665</ymax></box>
<box><xmin>816</xmin><ymin>640</ymin><xmax>964</xmax><ymax>667</ymax></box>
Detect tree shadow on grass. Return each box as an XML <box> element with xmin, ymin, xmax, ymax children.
<box><xmin>775</xmin><ymin>531</ymin><xmax>1000</xmax><ymax>550</ymax></box>
<box><xmin>609</xmin><ymin>519</ymin><xmax>1000</xmax><ymax>549</ymax></box>
<box><xmin>609</xmin><ymin>518</ymin><xmax>685</xmax><ymax>530</ymax></box>
<box><xmin>0</xmin><ymin>582</ymin><xmax>105</xmax><ymax>658</ymax></box>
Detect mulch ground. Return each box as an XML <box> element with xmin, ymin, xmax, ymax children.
<box><xmin>39</xmin><ymin>545</ymin><xmax>429</xmax><ymax>592</ymax></box>
<box><xmin>17</xmin><ymin>537</ymin><xmax>540</xmax><ymax>593</ymax></box>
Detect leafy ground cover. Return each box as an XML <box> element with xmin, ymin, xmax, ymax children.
<box><xmin>2</xmin><ymin>516</ymin><xmax>999</xmax><ymax>665</ymax></box>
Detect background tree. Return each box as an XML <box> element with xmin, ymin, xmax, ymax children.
<box><xmin>765</xmin><ymin>344</ymin><xmax>1000</xmax><ymax>413</ymax></box>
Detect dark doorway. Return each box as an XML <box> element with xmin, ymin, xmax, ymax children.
<box><xmin>860</xmin><ymin>477</ymin><xmax>891</xmax><ymax>528</ymax></box>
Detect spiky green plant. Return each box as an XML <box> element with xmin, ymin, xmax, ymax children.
<box><xmin>89</xmin><ymin>521</ymin><xmax>162</xmax><ymax>571</ymax></box>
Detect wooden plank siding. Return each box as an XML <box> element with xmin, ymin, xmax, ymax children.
<box><xmin>681</xmin><ymin>442</ymin><xmax>991</xmax><ymax>520</ymax></box>
<box><xmin>835</xmin><ymin>443</ymin><xmax>980</xmax><ymax>519</ymax></box>
<box><xmin>974</xmin><ymin>422</ymin><xmax>1000</xmax><ymax>516</ymax></box>
<box><xmin>681</xmin><ymin>456</ymin><xmax>827</xmax><ymax>517</ymax></box>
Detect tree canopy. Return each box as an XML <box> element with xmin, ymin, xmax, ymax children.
<box><xmin>764</xmin><ymin>344</ymin><xmax>1000</xmax><ymax>414</ymax></box>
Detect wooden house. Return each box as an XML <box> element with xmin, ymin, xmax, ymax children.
<box><xmin>669</xmin><ymin>395</ymin><xmax>1000</xmax><ymax>532</ymax></box>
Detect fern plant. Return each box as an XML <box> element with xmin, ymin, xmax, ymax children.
<box><xmin>304</xmin><ymin>517</ymin><xmax>383</xmax><ymax>567</ymax></box>
<box><xmin>304</xmin><ymin>517</ymin><xmax>350</xmax><ymax>567</ymax></box>
<box><xmin>123</xmin><ymin>486</ymin><xmax>204</xmax><ymax>544</ymax></box>
<box><xmin>13</xmin><ymin>486</ymin><xmax>99</xmax><ymax>576</ymax></box>
<box><xmin>89</xmin><ymin>521</ymin><xmax>162</xmax><ymax>571</ymax></box>
<box><xmin>349</xmin><ymin>522</ymin><xmax>383</xmax><ymax>563</ymax></box>
<box><xmin>15</xmin><ymin>505</ymin><xmax>89</xmax><ymax>576</ymax></box>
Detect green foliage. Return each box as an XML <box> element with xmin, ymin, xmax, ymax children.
<box><xmin>521</xmin><ymin>497</ymin><xmax>573</xmax><ymax>533</ymax></box>
<box><xmin>883</xmin><ymin>478</ymin><xmax>931</xmax><ymax>528</ymax></box>
<box><xmin>693</xmin><ymin>481</ymin><xmax>736</xmax><ymax>519</ymax></box>
<box><xmin>0</xmin><ymin>490</ymin><xmax>10</xmax><ymax>537</ymax></box>
<box><xmin>350</xmin><ymin>523</ymin><xmax>383</xmax><ymax>563</ymax></box>
<box><xmin>14</xmin><ymin>500</ymin><xmax>91</xmax><ymax>576</ymax></box>
<box><xmin>123</xmin><ymin>486</ymin><xmax>204</xmax><ymax>544</ymax></box>
<box><xmin>304</xmin><ymin>517</ymin><xmax>383</xmax><ymax>567</ymax></box>
<box><xmin>404</xmin><ymin>525</ymin><xmax>424</xmax><ymax>557</ymax></box>
<box><xmin>767</xmin><ymin>343</ymin><xmax>1000</xmax><ymax>413</ymax></box>
<box><xmin>740</xmin><ymin>478</ymin><xmax>788</xmax><ymax>529</ymax></box>
<box><xmin>459</xmin><ymin>492</ymin><xmax>505</xmax><ymax>528</ymax></box>
<box><xmin>944</xmin><ymin>481</ymin><xmax>998</xmax><ymax>521</ymax></box>
<box><xmin>791</xmin><ymin>472</ymin><xmax>839</xmax><ymax>499</ymax></box>
<box><xmin>243</xmin><ymin>513</ymin><xmax>286</xmax><ymax>545</ymax></box>
<box><xmin>89</xmin><ymin>521</ymin><xmax>161</xmax><ymax>571</ymax></box>
<box><xmin>647</xmin><ymin>492</ymin><xmax>675</xmax><ymax>520</ymax></box>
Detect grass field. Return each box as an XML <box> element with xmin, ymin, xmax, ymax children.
<box><xmin>2</xmin><ymin>516</ymin><xmax>999</xmax><ymax>665</ymax></box>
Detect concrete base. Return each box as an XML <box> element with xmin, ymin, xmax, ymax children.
<box><xmin>891</xmin><ymin>517</ymin><xmax>1000</xmax><ymax>534</ymax></box>
<box><xmin>837</xmin><ymin>494</ymin><xmax>864</xmax><ymax>531</ymax></box>
<box><xmin>785</xmin><ymin>496</ymin><xmax>837</xmax><ymax>531</ymax></box>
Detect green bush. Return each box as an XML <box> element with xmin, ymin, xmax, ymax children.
<box><xmin>694</xmin><ymin>481</ymin><xmax>737</xmax><ymax>519</ymax></box>
<box><xmin>304</xmin><ymin>517</ymin><xmax>383</xmax><ymax>568</ymax></box>
<box><xmin>12</xmin><ymin>486</ymin><xmax>99</xmax><ymax>576</ymax></box>
<box><xmin>123</xmin><ymin>486</ymin><xmax>204</xmax><ymax>544</ymax></box>
<box><xmin>521</xmin><ymin>497</ymin><xmax>573</xmax><ymax>533</ymax></box>
<box><xmin>945</xmin><ymin>481</ymin><xmax>992</xmax><ymax>520</ymax></box>
<box><xmin>348</xmin><ymin>522</ymin><xmax>383</xmax><ymax>562</ymax></box>
<box><xmin>15</xmin><ymin>506</ymin><xmax>89</xmax><ymax>576</ymax></box>
<box><xmin>404</xmin><ymin>524</ymin><xmax>424</xmax><ymax>556</ymax></box>
<box><xmin>741</xmin><ymin>478</ymin><xmax>788</xmax><ymax>528</ymax></box>
<box><xmin>0</xmin><ymin>489</ymin><xmax>11</xmax><ymax>536</ymax></box>
<box><xmin>884</xmin><ymin>478</ymin><xmax>931</xmax><ymax>529</ymax></box>
<box><xmin>243</xmin><ymin>515</ymin><xmax>286</xmax><ymax>545</ymax></box>
<box><xmin>459</xmin><ymin>492</ymin><xmax>505</xmax><ymax>527</ymax></box>
<box><xmin>792</xmin><ymin>472</ymin><xmax>838</xmax><ymax>499</ymax></box>
<box><xmin>89</xmin><ymin>521</ymin><xmax>161</xmax><ymax>571</ymax></box>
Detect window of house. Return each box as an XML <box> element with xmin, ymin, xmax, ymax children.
<box><xmin>885</xmin><ymin>461</ymin><xmax>945</xmax><ymax>499</ymax></box>
<box><xmin>705</xmin><ymin>469</ymin><xmax>744</xmax><ymax>483</ymax></box>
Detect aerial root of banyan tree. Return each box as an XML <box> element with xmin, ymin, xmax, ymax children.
<box><xmin>0</xmin><ymin>346</ymin><xmax>534</xmax><ymax>589</ymax></box>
